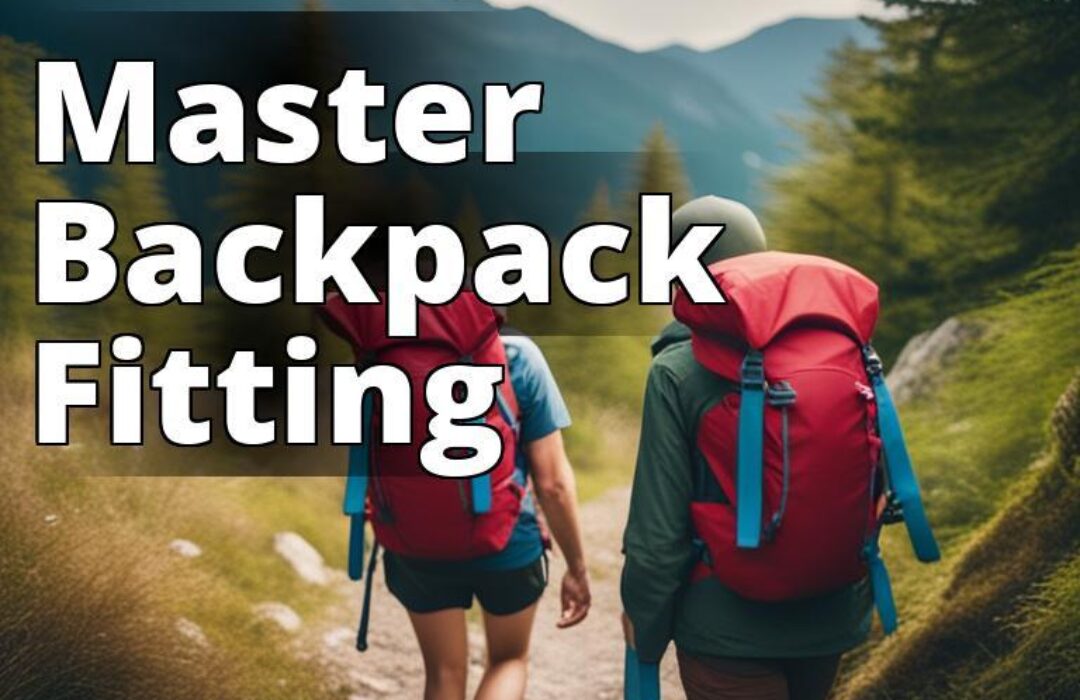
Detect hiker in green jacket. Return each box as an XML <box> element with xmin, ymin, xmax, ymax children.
<box><xmin>620</xmin><ymin>196</ymin><xmax>873</xmax><ymax>700</ymax></box>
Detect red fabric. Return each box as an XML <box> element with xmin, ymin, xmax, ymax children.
<box><xmin>679</xmin><ymin>254</ymin><xmax>884</xmax><ymax>601</ymax></box>
<box><xmin>674</xmin><ymin>252</ymin><xmax>878</xmax><ymax>379</ymax></box>
<box><xmin>322</xmin><ymin>293</ymin><xmax>521</xmax><ymax>560</ymax></box>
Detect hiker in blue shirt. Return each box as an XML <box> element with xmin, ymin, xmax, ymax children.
<box><xmin>383</xmin><ymin>326</ymin><xmax>592</xmax><ymax>700</ymax></box>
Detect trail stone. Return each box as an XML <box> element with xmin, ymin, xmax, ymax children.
<box><xmin>350</xmin><ymin>671</ymin><xmax>400</xmax><ymax>694</ymax></box>
<box><xmin>253</xmin><ymin>602</ymin><xmax>302</xmax><ymax>632</ymax></box>
<box><xmin>322</xmin><ymin>626</ymin><xmax>355</xmax><ymax>648</ymax></box>
<box><xmin>274</xmin><ymin>531</ymin><xmax>330</xmax><ymax>585</ymax></box>
<box><xmin>175</xmin><ymin>617</ymin><xmax>209</xmax><ymax>648</ymax></box>
<box><xmin>168</xmin><ymin>538</ymin><xmax>202</xmax><ymax>558</ymax></box>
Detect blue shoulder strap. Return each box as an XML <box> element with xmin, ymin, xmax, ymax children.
<box><xmin>863</xmin><ymin>346</ymin><xmax>941</xmax><ymax>563</ymax></box>
<box><xmin>344</xmin><ymin>393</ymin><xmax>374</xmax><ymax>581</ymax></box>
<box><xmin>736</xmin><ymin>350</ymin><xmax>766</xmax><ymax>549</ymax></box>
<box><xmin>624</xmin><ymin>646</ymin><xmax>661</xmax><ymax>700</ymax></box>
<box><xmin>469</xmin><ymin>386</ymin><xmax>519</xmax><ymax>516</ymax></box>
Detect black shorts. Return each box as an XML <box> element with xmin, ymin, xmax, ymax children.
<box><xmin>384</xmin><ymin>552</ymin><xmax>548</xmax><ymax>616</ymax></box>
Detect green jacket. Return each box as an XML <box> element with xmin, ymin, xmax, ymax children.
<box><xmin>621</xmin><ymin>321</ymin><xmax>873</xmax><ymax>663</ymax></box>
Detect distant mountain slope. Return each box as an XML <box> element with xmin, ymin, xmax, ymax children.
<box><xmin>654</xmin><ymin>17</ymin><xmax>877</xmax><ymax>157</ymax></box>
<box><xmin>0</xmin><ymin>4</ymin><xmax>868</xmax><ymax>223</ymax></box>
<box><xmin>2</xmin><ymin>1</ymin><xmax>773</xmax><ymax>216</ymax></box>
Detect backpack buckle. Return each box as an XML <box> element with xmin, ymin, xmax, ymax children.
<box><xmin>882</xmin><ymin>493</ymin><xmax>904</xmax><ymax>525</ymax></box>
<box><xmin>862</xmin><ymin>345</ymin><xmax>884</xmax><ymax>377</ymax></box>
<box><xmin>766</xmin><ymin>381</ymin><xmax>797</xmax><ymax>407</ymax></box>
<box><xmin>740</xmin><ymin>350</ymin><xmax>765</xmax><ymax>390</ymax></box>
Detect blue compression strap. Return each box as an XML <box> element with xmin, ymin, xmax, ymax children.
<box><xmin>624</xmin><ymin>646</ymin><xmax>661</xmax><ymax>700</ymax></box>
<box><xmin>864</xmin><ymin>538</ymin><xmax>898</xmax><ymax>634</ymax></box>
<box><xmin>471</xmin><ymin>474</ymin><xmax>492</xmax><ymax>514</ymax></box>
<box><xmin>344</xmin><ymin>394</ymin><xmax>374</xmax><ymax>581</ymax></box>
<box><xmin>466</xmin><ymin>406</ymin><xmax>496</xmax><ymax>515</ymax></box>
<box><xmin>736</xmin><ymin>350</ymin><xmax>766</xmax><ymax>549</ymax></box>
<box><xmin>863</xmin><ymin>347</ymin><xmax>941</xmax><ymax>563</ymax></box>
<box><xmin>494</xmin><ymin>389</ymin><xmax>520</xmax><ymax>434</ymax></box>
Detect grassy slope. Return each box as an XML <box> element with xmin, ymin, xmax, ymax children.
<box><xmin>0</xmin><ymin>353</ymin><xmax>348</xmax><ymax>699</ymax></box>
<box><xmin>836</xmin><ymin>248</ymin><xmax>1080</xmax><ymax>698</ymax></box>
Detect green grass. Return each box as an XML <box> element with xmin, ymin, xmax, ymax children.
<box><xmin>839</xmin><ymin>428</ymin><xmax>1079</xmax><ymax>699</ymax></box>
<box><xmin>897</xmin><ymin>248</ymin><xmax>1080</xmax><ymax>534</ymax></box>
<box><xmin>0</xmin><ymin>346</ymin><xmax>345</xmax><ymax>699</ymax></box>
<box><xmin>536</xmin><ymin>334</ymin><xmax>653</xmax><ymax>499</ymax></box>
<box><xmin>835</xmin><ymin>248</ymin><xmax>1080</xmax><ymax>698</ymax></box>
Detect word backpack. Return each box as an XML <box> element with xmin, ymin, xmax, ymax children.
<box><xmin>322</xmin><ymin>291</ymin><xmax>523</xmax><ymax>651</ymax></box>
<box><xmin>625</xmin><ymin>252</ymin><xmax>940</xmax><ymax>700</ymax></box>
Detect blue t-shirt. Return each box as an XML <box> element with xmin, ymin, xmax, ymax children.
<box><xmin>461</xmin><ymin>334</ymin><xmax>571</xmax><ymax>571</ymax></box>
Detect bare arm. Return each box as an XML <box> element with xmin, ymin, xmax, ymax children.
<box><xmin>526</xmin><ymin>429</ymin><xmax>590</xmax><ymax>628</ymax></box>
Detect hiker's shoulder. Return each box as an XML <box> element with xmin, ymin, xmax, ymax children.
<box><xmin>650</xmin><ymin>339</ymin><xmax>732</xmax><ymax>403</ymax></box>
<box><xmin>501</xmin><ymin>333</ymin><xmax>546</xmax><ymax>370</ymax></box>
<box><xmin>650</xmin><ymin>339</ymin><xmax>704</xmax><ymax>384</ymax></box>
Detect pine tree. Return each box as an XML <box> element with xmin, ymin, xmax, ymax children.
<box><xmin>580</xmin><ymin>180</ymin><xmax>614</xmax><ymax>223</ymax></box>
<box><xmin>94</xmin><ymin>140</ymin><xmax>179</xmax><ymax>346</ymax></box>
<box><xmin>0</xmin><ymin>38</ymin><xmax>71</xmax><ymax>339</ymax></box>
<box><xmin>624</xmin><ymin>124</ymin><xmax>691</xmax><ymax>217</ymax></box>
<box><xmin>616</xmin><ymin>125</ymin><xmax>693</xmax><ymax>332</ymax></box>
<box><xmin>765</xmin><ymin>1</ymin><xmax>1079</xmax><ymax>355</ymax></box>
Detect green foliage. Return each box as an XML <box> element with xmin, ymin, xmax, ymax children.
<box><xmin>0</xmin><ymin>38</ymin><xmax>70</xmax><ymax>336</ymax></box>
<box><xmin>880</xmin><ymin>0</ymin><xmax>1080</xmax><ymax>263</ymax></box>
<box><xmin>0</xmin><ymin>358</ymin><xmax>328</xmax><ymax>700</ymax></box>
<box><xmin>767</xmin><ymin>1</ymin><xmax>1080</xmax><ymax>358</ymax></box>
<box><xmin>92</xmin><ymin>143</ymin><xmax>201</xmax><ymax>350</ymax></box>
<box><xmin>839</xmin><ymin>377</ymin><xmax>1080</xmax><ymax>700</ymax></box>
<box><xmin>623</xmin><ymin>124</ymin><xmax>692</xmax><ymax>216</ymax></box>
<box><xmin>898</xmin><ymin>248</ymin><xmax>1080</xmax><ymax>532</ymax></box>
<box><xmin>835</xmin><ymin>248</ymin><xmax>1080</xmax><ymax>698</ymax></box>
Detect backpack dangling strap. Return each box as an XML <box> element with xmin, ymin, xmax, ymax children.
<box><xmin>344</xmin><ymin>394</ymin><xmax>375</xmax><ymax>581</ymax></box>
<box><xmin>355</xmin><ymin>541</ymin><xmax>381</xmax><ymax>652</ymax></box>
<box><xmin>863</xmin><ymin>535</ymin><xmax>898</xmax><ymax>634</ymax></box>
<box><xmin>862</xmin><ymin>346</ymin><xmax>941</xmax><ymax>563</ymax></box>
<box><xmin>736</xmin><ymin>349</ymin><xmax>766</xmax><ymax>549</ymax></box>
<box><xmin>624</xmin><ymin>646</ymin><xmax>661</xmax><ymax>700</ymax></box>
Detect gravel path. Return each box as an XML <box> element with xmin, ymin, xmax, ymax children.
<box><xmin>302</xmin><ymin>487</ymin><xmax>685</xmax><ymax>699</ymax></box>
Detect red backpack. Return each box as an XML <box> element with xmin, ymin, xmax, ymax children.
<box><xmin>672</xmin><ymin>252</ymin><xmax>939</xmax><ymax>627</ymax></box>
<box><xmin>626</xmin><ymin>253</ymin><xmax>941</xmax><ymax>699</ymax></box>
<box><xmin>322</xmin><ymin>291</ymin><xmax>522</xmax><ymax>649</ymax></box>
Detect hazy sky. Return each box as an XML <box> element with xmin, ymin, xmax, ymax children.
<box><xmin>485</xmin><ymin>0</ymin><xmax>898</xmax><ymax>51</ymax></box>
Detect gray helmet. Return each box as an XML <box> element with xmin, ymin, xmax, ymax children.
<box><xmin>672</xmin><ymin>195</ymin><xmax>766</xmax><ymax>264</ymax></box>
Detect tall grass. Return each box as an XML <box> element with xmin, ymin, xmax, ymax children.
<box><xmin>838</xmin><ymin>374</ymin><xmax>1079</xmax><ymax>699</ymax></box>
<box><xmin>0</xmin><ymin>343</ymin><xmax>326</xmax><ymax>700</ymax></box>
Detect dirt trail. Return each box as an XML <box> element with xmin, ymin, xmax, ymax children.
<box><xmin>303</xmin><ymin>486</ymin><xmax>685</xmax><ymax>699</ymax></box>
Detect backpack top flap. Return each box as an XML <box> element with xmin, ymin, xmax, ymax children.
<box><xmin>673</xmin><ymin>252</ymin><xmax>879</xmax><ymax>377</ymax></box>
<box><xmin>322</xmin><ymin>291</ymin><xmax>501</xmax><ymax>360</ymax></box>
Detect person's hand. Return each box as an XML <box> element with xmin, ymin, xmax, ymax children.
<box><xmin>621</xmin><ymin>611</ymin><xmax>636</xmax><ymax>649</ymax></box>
<box><xmin>557</xmin><ymin>565</ymin><xmax>591</xmax><ymax>628</ymax></box>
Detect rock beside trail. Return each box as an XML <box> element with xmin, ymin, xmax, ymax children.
<box><xmin>169</xmin><ymin>538</ymin><xmax>202</xmax><ymax>558</ymax></box>
<box><xmin>253</xmin><ymin>602</ymin><xmax>303</xmax><ymax>633</ymax></box>
<box><xmin>349</xmin><ymin>671</ymin><xmax>401</xmax><ymax>695</ymax></box>
<box><xmin>274</xmin><ymin>531</ymin><xmax>330</xmax><ymax>585</ymax></box>
<box><xmin>887</xmin><ymin>317</ymin><xmax>983</xmax><ymax>404</ymax></box>
<box><xmin>175</xmin><ymin>617</ymin><xmax>209</xmax><ymax>648</ymax></box>
<box><xmin>322</xmin><ymin>626</ymin><xmax>355</xmax><ymax>649</ymax></box>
